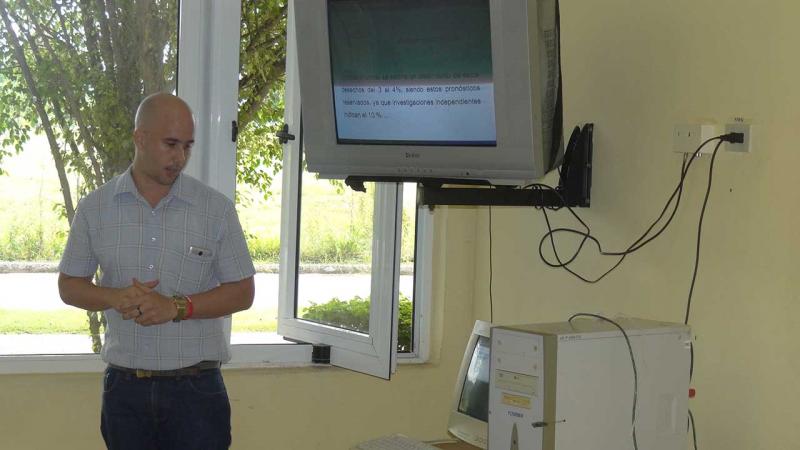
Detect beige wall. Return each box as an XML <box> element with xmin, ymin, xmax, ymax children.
<box><xmin>472</xmin><ymin>1</ymin><xmax>800</xmax><ymax>449</ymax></box>
<box><xmin>2</xmin><ymin>1</ymin><xmax>800</xmax><ymax>449</ymax></box>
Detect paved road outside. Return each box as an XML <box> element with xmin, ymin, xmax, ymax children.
<box><xmin>0</xmin><ymin>272</ymin><xmax>414</xmax><ymax>310</ymax></box>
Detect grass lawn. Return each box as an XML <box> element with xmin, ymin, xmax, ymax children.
<box><xmin>0</xmin><ymin>308</ymin><xmax>278</xmax><ymax>334</ymax></box>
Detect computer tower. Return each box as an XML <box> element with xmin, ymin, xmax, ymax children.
<box><xmin>488</xmin><ymin>318</ymin><xmax>691</xmax><ymax>450</ymax></box>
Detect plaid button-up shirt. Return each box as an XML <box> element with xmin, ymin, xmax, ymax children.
<box><xmin>59</xmin><ymin>168</ymin><xmax>255</xmax><ymax>370</ymax></box>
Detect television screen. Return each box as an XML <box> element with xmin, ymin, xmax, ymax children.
<box><xmin>294</xmin><ymin>0</ymin><xmax>563</xmax><ymax>184</ymax></box>
<box><xmin>328</xmin><ymin>0</ymin><xmax>496</xmax><ymax>146</ymax></box>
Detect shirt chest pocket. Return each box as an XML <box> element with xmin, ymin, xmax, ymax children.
<box><xmin>171</xmin><ymin>240</ymin><xmax>217</xmax><ymax>292</ymax></box>
<box><xmin>162</xmin><ymin>206</ymin><xmax>224</xmax><ymax>293</ymax></box>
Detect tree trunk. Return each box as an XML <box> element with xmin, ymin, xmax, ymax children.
<box><xmin>93</xmin><ymin>0</ymin><xmax>118</xmax><ymax>87</ymax></box>
<box><xmin>2</xmin><ymin>0</ymin><xmax>103</xmax><ymax>352</ymax></box>
<box><xmin>136</xmin><ymin>0</ymin><xmax>167</xmax><ymax>94</ymax></box>
<box><xmin>79</xmin><ymin>0</ymin><xmax>103</xmax><ymax>72</ymax></box>
<box><xmin>17</xmin><ymin>0</ymin><xmax>105</xmax><ymax>188</ymax></box>
<box><xmin>0</xmin><ymin>0</ymin><xmax>75</xmax><ymax>223</ymax></box>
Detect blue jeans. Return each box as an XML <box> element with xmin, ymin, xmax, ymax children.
<box><xmin>101</xmin><ymin>366</ymin><xmax>231</xmax><ymax>450</ymax></box>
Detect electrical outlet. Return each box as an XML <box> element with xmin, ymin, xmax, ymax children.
<box><xmin>725</xmin><ymin>118</ymin><xmax>753</xmax><ymax>153</ymax></box>
<box><xmin>673</xmin><ymin>123</ymin><xmax>719</xmax><ymax>155</ymax></box>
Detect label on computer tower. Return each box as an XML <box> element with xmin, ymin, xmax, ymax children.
<box><xmin>501</xmin><ymin>392</ymin><xmax>532</xmax><ymax>410</ymax></box>
<box><xmin>495</xmin><ymin>370</ymin><xmax>538</xmax><ymax>396</ymax></box>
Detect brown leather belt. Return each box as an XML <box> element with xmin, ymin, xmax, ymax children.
<box><xmin>108</xmin><ymin>360</ymin><xmax>221</xmax><ymax>379</ymax></box>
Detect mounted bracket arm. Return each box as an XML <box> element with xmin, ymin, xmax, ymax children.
<box><xmin>417</xmin><ymin>123</ymin><xmax>593</xmax><ymax>207</ymax></box>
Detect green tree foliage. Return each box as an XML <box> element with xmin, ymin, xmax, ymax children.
<box><xmin>302</xmin><ymin>294</ymin><xmax>414</xmax><ymax>353</ymax></box>
<box><xmin>0</xmin><ymin>0</ymin><xmax>287</xmax><ymax>351</ymax></box>
<box><xmin>0</xmin><ymin>0</ymin><xmax>287</xmax><ymax>211</ymax></box>
<box><xmin>238</xmin><ymin>0</ymin><xmax>286</xmax><ymax>200</ymax></box>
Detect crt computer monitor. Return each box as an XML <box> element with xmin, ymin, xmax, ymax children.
<box><xmin>293</xmin><ymin>0</ymin><xmax>563</xmax><ymax>185</ymax></box>
<box><xmin>447</xmin><ymin>320</ymin><xmax>491</xmax><ymax>449</ymax></box>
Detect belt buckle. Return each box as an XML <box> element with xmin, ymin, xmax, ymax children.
<box><xmin>136</xmin><ymin>369</ymin><xmax>153</xmax><ymax>379</ymax></box>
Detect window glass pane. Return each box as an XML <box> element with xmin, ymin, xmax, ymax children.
<box><xmin>399</xmin><ymin>183</ymin><xmax>417</xmax><ymax>353</ymax></box>
<box><xmin>227</xmin><ymin>2</ymin><xmax>287</xmax><ymax>345</ymax></box>
<box><xmin>232</xmin><ymin>175</ymin><xmax>285</xmax><ymax>345</ymax></box>
<box><xmin>0</xmin><ymin>0</ymin><xmax>179</xmax><ymax>355</ymax></box>
<box><xmin>297</xmin><ymin>175</ymin><xmax>375</xmax><ymax>333</ymax></box>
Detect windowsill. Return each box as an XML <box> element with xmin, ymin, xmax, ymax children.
<box><xmin>0</xmin><ymin>334</ymin><xmax>430</xmax><ymax>375</ymax></box>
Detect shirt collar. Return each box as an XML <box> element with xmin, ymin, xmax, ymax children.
<box><xmin>113</xmin><ymin>166</ymin><xmax>196</xmax><ymax>206</ymax></box>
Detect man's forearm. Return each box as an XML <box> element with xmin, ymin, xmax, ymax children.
<box><xmin>184</xmin><ymin>276</ymin><xmax>255</xmax><ymax>320</ymax></box>
<box><xmin>58</xmin><ymin>273</ymin><xmax>118</xmax><ymax>312</ymax></box>
<box><xmin>59</xmin><ymin>272</ymin><xmax>255</xmax><ymax>319</ymax></box>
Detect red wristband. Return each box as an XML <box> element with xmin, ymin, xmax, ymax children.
<box><xmin>185</xmin><ymin>295</ymin><xmax>194</xmax><ymax>319</ymax></box>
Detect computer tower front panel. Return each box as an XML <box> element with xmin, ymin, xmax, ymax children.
<box><xmin>488</xmin><ymin>327</ymin><xmax>547</xmax><ymax>450</ymax></box>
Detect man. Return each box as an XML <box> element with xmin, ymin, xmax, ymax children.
<box><xmin>58</xmin><ymin>93</ymin><xmax>255</xmax><ymax>450</ymax></box>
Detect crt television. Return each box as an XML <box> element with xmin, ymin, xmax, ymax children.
<box><xmin>447</xmin><ymin>320</ymin><xmax>491</xmax><ymax>449</ymax></box>
<box><xmin>293</xmin><ymin>0</ymin><xmax>563</xmax><ymax>185</ymax></box>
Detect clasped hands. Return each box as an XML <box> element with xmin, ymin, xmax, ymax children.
<box><xmin>114</xmin><ymin>279</ymin><xmax>178</xmax><ymax>326</ymax></box>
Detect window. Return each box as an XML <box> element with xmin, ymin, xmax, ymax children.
<box><xmin>231</xmin><ymin>2</ymin><xmax>432</xmax><ymax>375</ymax></box>
<box><xmin>275</xmin><ymin>154</ymin><xmax>401</xmax><ymax>378</ymax></box>
<box><xmin>0</xmin><ymin>0</ymin><xmax>431</xmax><ymax>375</ymax></box>
<box><xmin>0</xmin><ymin>0</ymin><xmax>180</xmax><ymax>359</ymax></box>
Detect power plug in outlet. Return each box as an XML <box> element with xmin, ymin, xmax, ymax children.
<box><xmin>725</xmin><ymin>118</ymin><xmax>753</xmax><ymax>153</ymax></box>
<box><xmin>673</xmin><ymin>123</ymin><xmax>719</xmax><ymax>155</ymax></box>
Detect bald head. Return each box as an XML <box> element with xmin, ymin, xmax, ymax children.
<box><xmin>134</xmin><ymin>93</ymin><xmax>194</xmax><ymax>131</ymax></box>
<box><xmin>131</xmin><ymin>93</ymin><xmax>195</xmax><ymax>192</ymax></box>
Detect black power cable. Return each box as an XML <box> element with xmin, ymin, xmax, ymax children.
<box><xmin>683</xmin><ymin>138</ymin><xmax>727</xmax><ymax>406</ymax></box>
<box><xmin>533</xmin><ymin>138</ymin><xmax>714</xmax><ymax>281</ymax></box>
<box><xmin>681</xmin><ymin>138</ymin><xmax>728</xmax><ymax>450</ymax></box>
<box><xmin>684</xmin><ymin>139</ymin><xmax>724</xmax><ymax>325</ymax></box>
<box><xmin>531</xmin><ymin>134</ymin><xmax>740</xmax><ymax>286</ymax></box>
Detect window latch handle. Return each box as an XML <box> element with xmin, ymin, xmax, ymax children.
<box><xmin>276</xmin><ymin>123</ymin><xmax>296</xmax><ymax>144</ymax></box>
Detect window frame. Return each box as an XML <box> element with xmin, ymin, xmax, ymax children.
<box><xmin>0</xmin><ymin>0</ymin><xmax>433</xmax><ymax>374</ymax></box>
<box><xmin>403</xmin><ymin>198</ymin><xmax>434</xmax><ymax>364</ymax></box>
<box><xmin>275</xmin><ymin>0</ymin><xmax>432</xmax><ymax>376</ymax></box>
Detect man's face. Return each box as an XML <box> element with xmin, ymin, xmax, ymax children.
<box><xmin>133</xmin><ymin>107</ymin><xmax>194</xmax><ymax>186</ymax></box>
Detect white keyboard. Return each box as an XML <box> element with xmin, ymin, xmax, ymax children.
<box><xmin>354</xmin><ymin>434</ymin><xmax>441</xmax><ymax>450</ymax></box>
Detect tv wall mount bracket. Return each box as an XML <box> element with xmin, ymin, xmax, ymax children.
<box><xmin>344</xmin><ymin>123</ymin><xmax>593</xmax><ymax>208</ymax></box>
